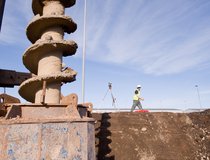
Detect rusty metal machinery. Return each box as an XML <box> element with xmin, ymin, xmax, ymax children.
<box><xmin>0</xmin><ymin>69</ymin><xmax>31</xmax><ymax>116</ymax></box>
<box><xmin>12</xmin><ymin>0</ymin><xmax>82</xmax><ymax>119</ymax></box>
<box><xmin>19</xmin><ymin>0</ymin><xmax>77</xmax><ymax>104</ymax></box>
<box><xmin>0</xmin><ymin>69</ymin><xmax>31</xmax><ymax>88</ymax></box>
<box><xmin>0</xmin><ymin>93</ymin><xmax>20</xmax><ymax>116</ymax></box>
<box><xmin>0</xmin><ymin>1</ymin><xmax>95</xmax><ymax>159</ymax></box>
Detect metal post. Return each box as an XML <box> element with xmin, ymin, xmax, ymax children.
<box><xmin>0</xmin><ymin>0</ymin><xmax>6</xmax><ymax>32</ymax></box>
<box><xmin>40</xmin><ymin>80</ymin><xmax>47</xmax><ymax>104</ymax></box>
<box><xmin>195</xmin><ymin>85</ymin><xmax>202</xmax><ymax>109</ymax></box>
<box><xmin>82</xmin><ymin>0</ymin><xmax>87</xmax><ymax>103</ymax></box>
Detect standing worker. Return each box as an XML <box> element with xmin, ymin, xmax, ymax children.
<box><xmin>131</xmin><ymin>85</ymin><xmax>144</xmax><ymax>112</ymax></box>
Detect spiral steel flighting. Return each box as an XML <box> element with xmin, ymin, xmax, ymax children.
<box><xmin>19</xmin><ymin>0</ymin><xmax>77</xmax><ymax>104</ymax></box>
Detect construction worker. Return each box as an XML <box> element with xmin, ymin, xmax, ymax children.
<box><xmin>131</xmin><ymin>85</ymin><xmax>144</xmax><ymax>112</ymax></box>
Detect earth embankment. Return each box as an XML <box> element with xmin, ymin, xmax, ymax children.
<box><xmin>93</xmin><ymin>110</ymin><xmax>210</xmax><ymax>160</ymax></box>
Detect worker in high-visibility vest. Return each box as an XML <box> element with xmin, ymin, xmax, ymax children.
<box><xmin>131</xmin><ymin>85</ymin><xmax>144</xmax><ymax>112</ymax></box>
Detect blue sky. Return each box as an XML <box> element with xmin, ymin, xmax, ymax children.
<box><xmin>0</xmin><ymin>0</ymin><xmax>210</xmax><ymax>110</ymax></box>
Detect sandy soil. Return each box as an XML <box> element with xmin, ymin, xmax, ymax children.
<box><xmin>93</xmin><ymin>110</ymin><xmax>210</xmax><ymax>160</ymax></box>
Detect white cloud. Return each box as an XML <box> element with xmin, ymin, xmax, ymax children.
<box><xmin>2</xmin><ymin>0</ymin><xmax>210</xmax><ymax>76</ymax></box>
<box><xmin>0</xmin><ymin>0</ymin><xmax>32</xmax><ymax>45</ymax></box>
<box><xmin>85</xmin><ymin>0</ymin><xmax>210</xmax><ymax>75</ymax></box>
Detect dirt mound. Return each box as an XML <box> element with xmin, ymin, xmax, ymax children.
<box><xmin>93</xmin><ymin>110</ymin><xmax>210</xmax><ymax>160</ymax></box>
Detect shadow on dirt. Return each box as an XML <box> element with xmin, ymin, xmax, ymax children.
<box><xmin>95</xmin><ymin>113</ymin><xmax>115</xmax><ymax>160</ymax></box>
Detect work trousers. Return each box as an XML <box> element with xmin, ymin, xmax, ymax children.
<box><xmin>131</xmin><ymin>100</ymin><xmax>142</xmax><ymax>112</ymax></box>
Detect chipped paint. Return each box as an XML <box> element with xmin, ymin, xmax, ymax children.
<box><xmin>0</xmin><ymin>121</ymin><xmax>95</xmax><ymax>160</ymax></box>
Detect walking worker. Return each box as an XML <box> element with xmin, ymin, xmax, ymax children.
<box><xmin>131</xmin><ymin>85</ymin><xmax>144</xmax><ymax>112</ymax></box>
